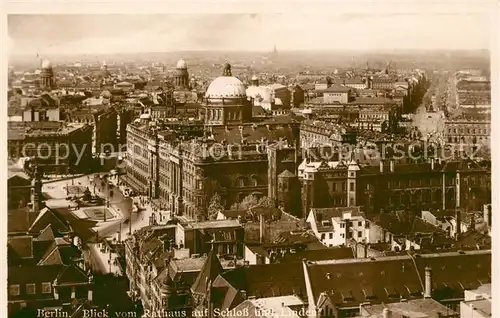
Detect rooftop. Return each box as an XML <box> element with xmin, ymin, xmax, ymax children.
<box><xmin>188</xmin><ymin>219</ymin><xmax>241</xmax><ymax>230</ymax></box>
<box><xmin>360</xmin><ymin>298</ymin><xmax>458</xmax><ymax>317</ymax></box>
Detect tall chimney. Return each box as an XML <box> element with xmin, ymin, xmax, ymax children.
<box><xmin>382</xmin><ymin>308</ymin><xmax>392</xmax><ymax>318</ymax></box>
<box><xmin>379</xmin><ymin>160</ymin><xmax>384</xmax><ymax>173</ymax></box>
<box><xmin>259</xmin><ymin>214</ymin><xmax>264</xmax><ymax>243</ymax></box>
<box><xmin>455</xmin><ymin>208</ymin><xmax>461</xmax><ymax>240</ymax></box>
<box><xmin>424</xmin><ymin>267</ymin><xmax>432</xmax><ymax>298</ymax></box>
<box><xmin>442</xmin><ymin>173</ymin><xmax>446</xmax><ymax>211</ymax></box>
<box><xmin>389</xmin><ymin>159</ymin><xmax>395</xmax><ymax>173</ymax></box>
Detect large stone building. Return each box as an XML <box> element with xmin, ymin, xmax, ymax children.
<box><xmin>296</xmin><ymin>155</ymin><xmax>490</xmax><ymax>217</ymax></box>
<box><xmin>7</xmin><ymin>121</ymin><xmax>93</xmax><ymax>174</ymax></box>
<box><xmin>444</xmin><ymin>114</ymin><xmax>490</xmax><ymax>152</ymax></box>
<box><xmin>124</xmin><ymin>63</ymin><xmax>301</xmax><ymax>221</ymax></box>
<box><xmin>67</xmin><ymin>106</ymin><xmax>118</xmax><ymax>155</ymax></box>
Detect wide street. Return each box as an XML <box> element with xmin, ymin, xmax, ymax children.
<box><xmin>412</xmin><ymin>72</ymin><xmax>449</xmax><ymax>141</ymax></box>
<box><xmin>42</xmin><ymin>173</ymin><xmax>156</xmax><ymax>274</ymax></box>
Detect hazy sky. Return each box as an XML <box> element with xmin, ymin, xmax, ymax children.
<box><xmin>8</xmin><ymin>13</ymin><xmax>491</xmax><ymax>56</ymax></box>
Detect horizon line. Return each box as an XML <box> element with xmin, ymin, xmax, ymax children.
<box><xmin>9</xmin><ymin>48</ymin><xmax>491</xmax><ymax>57</ymax></box>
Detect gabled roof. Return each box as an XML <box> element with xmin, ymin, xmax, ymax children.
<box><xmin>37</xmin><ymin>242</ymin><xmax>64</xmax><ymax>266</ymax></box>
<box><xmin>56</xmin><ymin>265</ymin><xmax>89</xmax><ymax>284</ymax></box>
<box><xmin>7</xmin><ymin>172</ymin><xmax>31</xmax><ymax>185</ymax></box>
<box><xmin>29</xmin><ymin>207</ymin><xmax>71</xmax><ymax>235</ymax></box>
<box><xmin>278</xmin><ymin>169</ymin><xmax>296</xmax><ymax>178</ymax></box>
<box><xmin>191</xmin><ymin>250</ymin><xmax>224</xmax><ymax>295</ymax></box>
<box><xmin>311</xmin><ymin>206</ymin><xmax>364</xmax><ymax>222</ymax></box>
<box><xmin>36</xmin><ymin>224</ymin><xmax>56</xmax><ymax>241</ymax></box>
<box><xmin>8</xmin><ymin>236</ymin><xmax>34</xmax><ymax>259</ymax></box>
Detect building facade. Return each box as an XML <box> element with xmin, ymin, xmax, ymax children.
<box><xmin>8</xmin><ymin>122</ymin><xmax>93</xmax><ymax>174</ymax></box>
<box><xmin>124</xmin><ymin>64</ymin><xmax>300</xmax><ymax>221</ymax></box>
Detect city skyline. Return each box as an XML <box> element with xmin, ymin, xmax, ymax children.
<box><xmin>8</xmin><ymin>12</ymin><xmax>491</xmax><ymax>56</ymax></box>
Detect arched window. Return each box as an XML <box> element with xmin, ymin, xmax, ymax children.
<box><xmin>236</xmin><ymin>176</ymin><xmax>247</xmax><ymax>187</ymax></box>
<box><xmin>250</xmin><ymin>175</ymin><xmax>259</xmax><ymax>187</ymax></box>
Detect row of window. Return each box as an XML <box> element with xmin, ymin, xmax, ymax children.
<box><xmin>447</xmin><ymin>127</ymin><xmax>489</xmax><ymax>135</ymax></box>
<box><xmin>9</xmin><ymin>283</ymin><xmax>51</xmax><ymax>296</ymax></box>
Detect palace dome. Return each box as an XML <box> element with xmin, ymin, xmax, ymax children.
<box><xmin>176</xmin><ymin>58</ymin><xmax>187</xmax><ymax>69</ymax></box>
<box><xmin>41</xmin><ymin>59</ymin><xmax>52</xmax><ymax>69</ymax></box>
<box><xmin>205</xmin><ymin>76</ymin><xmax>246</xmax><ymax>99</ymax></box>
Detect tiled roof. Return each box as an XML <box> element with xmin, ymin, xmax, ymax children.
<box><xmin>305</xmin><ymin>257</ymin><xmax>423</xmax><ymax>305</ymax></box>
<box><xmin>8</xmin><ymin>264</ymin><xmax>63</xmax><ymax>285</ymax></box>
<box><xmin>370</xmin><ymin>213</ymin><xmax>442</xmax><ymax>237</ymax></box>
<box><xmin>29</xmin><ymin>207</ymin><xmax>71</xmax><ymax>235</ymax></box>
<box><xmin>361</xmin><ymin>298</ymin><xmax>458</xmax><ymax>317</ymax></box>
<box><xmin>279</xmin><ymin>247</ymin><xmax>355</xmax><ymax>263</ymax></box>
<box><xmin>8</xmin><ymin>236</ymin><xmax>33</xmax><ymax>259</ymax></box>
<box><xmin>221</xmin><ymin>262</ymin><xmax>306</xmax><ymax>299</ymax></box>
<box><xmin>56</xmin><ymin>265</ymin><xmax>89</xmax><ymax>284</ymax></box>
<box><xmin>8</xmin><ymin>208</ymin><xmax>37</xmax><ymax>234</ymax></box>
<box><xmin>36</xmin><ymin>224</ymin><xmax>56</xmax><ymax>241</ymax></box>
<box><xmin>349</xmin><ymin>97</ymin><xmax>397</xmax><ymax>105</ymax></box>
<box><xmin>37</xmin><ymin>242</ymin><xmax>63</xmax><ymax>266</ymax></box>
<box><xmin>323</xmin><ymin>85</ymin><xmax>351</xmax><ymax>93</ymax></box>
<box><xmin>189</xmin><ymin>219</ymin><xmax>241</xmax><ymax>230</ymax></box>
<box><xmin>208</xmin><ymin>124</ymin><xmax>296</xmax><ymax>145</ymax></box>
<box><xmin>414</xmin><ymin>250</ymin><xmax>491</xmax><ymax>300</ymax></box>
<box><xmin>278</xmin><ymin>169</ymin><xmax>296</xmax><ymax>178</ymax></box>
<box><xmin>312</xmin><ymin>207</ymin><xmax>364</xmax><ymax>221</ymax></box>
<box><xmin>191</xmin><ymin>250</ymin><xmax>223</xmax><ymax>295</ymax></box>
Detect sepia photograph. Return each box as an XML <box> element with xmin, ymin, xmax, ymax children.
<box><xmin>6</xmin><ymin>5</ymin><xmax>494</xmax><ymax>318</ymax></box>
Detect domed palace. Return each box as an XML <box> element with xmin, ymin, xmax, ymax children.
<box><xmin>40</xmin><ymin>59</ymin><xmax>55</xmax><ymax>91</ymax></box>
<box><xmin>202</xmin><ymin>62</ymin><xmax>252</xmax><ymax>125</ymax></box>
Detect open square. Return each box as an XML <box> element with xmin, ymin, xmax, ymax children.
<box><xmin>66</xmin><ymin>185</ymin><xmax>88</xmax><ymax>195</ymax></box>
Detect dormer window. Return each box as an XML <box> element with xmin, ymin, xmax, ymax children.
<box><xmin>385</xmin><ymin>286</ymin><xmax>399</xmax><ymax>299</ymax></box>
<box><xmin>362</xmin><ymin>288</ymin><xmax>376</xmax><ymax>300</ymax></box>
<box><xmin>341</xmin><ymin>290</ymin><xmax>354</xmax><ymax>302</ymax></box>
<box><xmin>322</xmin><ymin>220</ymin><xmax>331</xmax><ymax>227</ymax></box>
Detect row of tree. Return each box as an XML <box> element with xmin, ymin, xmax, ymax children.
<box><xmin>402</xmin><ymin>74</ymin><xmax>430</xmax><ymax>114</ymax></box>
<box><xmin>207</xmin><ymin>193</ymin><xmax>280</xmax><ymax>221</ymax></box>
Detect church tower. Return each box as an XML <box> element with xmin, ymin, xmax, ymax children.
<box><xmin>277</xmin><ymin>170</ymin><xmax>301</xmax><ymax>217</ymax></box>
<box><xmin>40</xmin><ymin>59</ymin><xmax>55</xmax><ymax>91</ymax></box>
<box><xmin>174</xmin><ymin>58</ymin><xmax>189</xmax><ymax>90</ymax></box>
<box><xmin>347</xmin><ymin>154</ymin><xmax>360</xmax><ymax>207</ymax></box>
<box><xmin>301</xmin><ymin>166</ymin><xmax>315</xmax><ymax>218</ymax></box>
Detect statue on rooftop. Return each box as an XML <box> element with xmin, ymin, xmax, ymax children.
<box><xmin>222</xmin><ymin>61</ymin><xmax>232</xmax><ymax>76</ymax></box>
